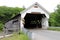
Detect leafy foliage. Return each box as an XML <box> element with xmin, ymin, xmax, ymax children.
<box><xmin>49</xmin><ymin>4</ymin><xmax>60</xmax><ymax>26</ymax></box>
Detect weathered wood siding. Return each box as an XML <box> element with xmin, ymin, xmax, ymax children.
<box><xmin>4</xmin><ymin>14</ymin><xmax>21</xmax><ymax>34</ymax></box>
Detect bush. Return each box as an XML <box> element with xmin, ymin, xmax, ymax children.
<box><xmin>0</xmin><ymin>23</ymin><xmax>4</xmax><ymax>31</ymax></box>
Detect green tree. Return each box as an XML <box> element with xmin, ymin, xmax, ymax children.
<box><xmin>49</xmin><ymin>4</ymin><xmax>60</xmax><ymax>26</ymax></box>
<box><xmin>49</xmin><ymin>12</ymin><xmax>56</xmax><ymax>26</ymax></box>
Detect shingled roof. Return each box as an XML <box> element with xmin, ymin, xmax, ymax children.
<box><xmin>5</xmin><ymin>14</ymin><xmax>21</xmax><ymax>23</ymax></box>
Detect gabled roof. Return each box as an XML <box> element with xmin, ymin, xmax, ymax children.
<box><xmin>20</xmin><ymin>2</ymin><xmax>49</xmax><ymax>14</ymax></box>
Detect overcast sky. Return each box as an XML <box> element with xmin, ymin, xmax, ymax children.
<box><xmin>0</xmin><ymin>0</ymin><xmax>60</xmax><ymax>12</ymax></box>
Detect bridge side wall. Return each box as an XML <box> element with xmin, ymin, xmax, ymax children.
<box><xmin>42</xmin><ymin>17</ymin><xmax>49</xmax><ymax>29</ymax></box>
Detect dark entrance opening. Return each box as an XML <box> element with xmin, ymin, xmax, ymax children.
<box><xmin>24</xmin><ymin>13</ymin><xmax>45</xmax><ymax>29</ymax></box>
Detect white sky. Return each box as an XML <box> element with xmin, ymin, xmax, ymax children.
<box><xmin>0</xmin><ymin>0</ymin><xmax>60</xmax><ymax>12</ymax></box>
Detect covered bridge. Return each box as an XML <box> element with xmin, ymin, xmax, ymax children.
<box><xmin>4</xmin><ymin>2</ymin><xmax>50</xmax><ymax>34</ymax></box>
<box><xmin>21</xmin><ymin>2</ymin><xmax>49</xmax><ymax>30</ymax></box>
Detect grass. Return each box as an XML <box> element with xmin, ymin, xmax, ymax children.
<box><xmin>48</xmin><ymin>27</ymin><xmax>60</xmax><ymax>31</ymax></box>
<box><xmin>0</xmin><ymin>33</ymin><xmax>29</xmax><ymax>40</ymax></box>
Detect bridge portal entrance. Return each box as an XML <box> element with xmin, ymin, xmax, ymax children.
<box><xmin>24</xmin><ymin>13</ymin><xmax>46</xmax><ymax>29</ymax></box>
